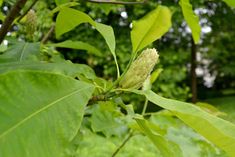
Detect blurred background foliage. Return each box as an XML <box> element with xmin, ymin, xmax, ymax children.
<box><xmin>2</xmin><ymin>0</ymin><xmax>234</xmax><ymax>101</ymax></box>
<box><xmin>0</xmin><ymin>0</ymin><xmax>235</xmax><ymax>156</ymax></box>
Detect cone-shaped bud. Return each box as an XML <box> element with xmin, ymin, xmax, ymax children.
<box><xmin>119</xmin><ymin>48</ymin><xmax>159</xmax><ymax>89</ymax></box>
<box><xmin>26</xmin><ymin>10</ymin><xmax>37</xmax><ymax>37</ymax></box>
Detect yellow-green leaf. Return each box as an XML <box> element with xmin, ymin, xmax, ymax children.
<box><xmin>55</xmin><ymin>7</ymin><xmax>119</xmax><ymax>77</ymax></box>
<box><xmin>133</xmin><ymin>90</ymin><xmax>235</xmax><ymax>157</ymax></box>
<box><xmin>179</xmin><ymin>0</ymin><xmax>201</xmax><ymax>43</ymax></box>
<box><xmin>135</xmin><ymin>117</ymin><xmax>182</xmax><ymax>157</ymax></box>
<box><xmin>131</xmin><ymin>5</ymin><xmax>172</xmax><ymax>53</ymax></box>
<box><xmin>223</xmin><ymin>0</ymin><xmax>235</xmax><ymax>7</ymax></box>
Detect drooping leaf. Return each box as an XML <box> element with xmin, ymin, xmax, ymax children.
<box><xmin>133</xmin><ymin>90</ymin><xmax>235</xmax><ymax>157</ymax></box>
<box><xmin>0</xmin><ymin>61</ymin><xmax>96</xmax><ymax>79</ymax></box>
<box><xmin>179</xmin><ymin>0</ymin><xmax>201</xmax><ymax>43</ymax></box>
<box><xmin>0</xmin><ymin>71</ymin><xmax>94</xmax><ymax>157</ymax></box>
<box><xmin>56</xmin><ymin>7</ymin><xmax>119</xmax><ymax>76</ymax></box>
<box><xmin>49</xmin><ymin>40</ymin><xmax>102</xmax><ymax>56</ymax></box>
<box><xmin>0</xmin><ymin>41</ymin><xmax>40</xmax><ymax>61</ymax></box>
<box><xmin>131</xmin><ymin>5</ymin><xmax>172</xmax><ymax>53</ymax></box>
<box><xmin>95</xmin><ymin>23</ymin><xmax>119</xmax><ymax>76</ymax></box>
<box><xmin>55</xmin><ymin>7</ymin><xmax>95</xmax><ymax>38</ymax></box>
<box><xmin>135</xmin><ymin>117</ymin><xmax>182</xmax><ymax>157</ymax></box>
<box><xmin>223</xmin><ymin>0</ymin><xmax>235</xmax><ymax>7</ymax></box>
<box><xmin>95</xmin><ymin>23</ymin><xmax>115</xmax><ymax>55</ymax></box>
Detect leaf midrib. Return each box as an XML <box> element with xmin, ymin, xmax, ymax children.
<box><xmin>19</xmin><ymin>42</ymin><xmax>28</xmax><ymax>61</ymax></box>
<box><xmin>0</xmin><ymin>86</ymin><xmax>91</xmax><ymax>139</ymax></box>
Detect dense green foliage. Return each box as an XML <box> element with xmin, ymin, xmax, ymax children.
<box><xmin>0</xmin><ymin>0</ymin><xmax>234</xmax><ymax>157</ymax></box>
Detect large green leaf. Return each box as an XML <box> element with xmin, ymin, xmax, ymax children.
<box><xmin>179</xmin><ymin>0</ymin><xmax>201</xmax><ymax>44</ymax></box>
<box><xmin>223</xmin><ymin>0</ymin><xmax>235</xmax><ymax>7</ymax></box>
<box><xmin>0</xmin><ymin>61</ymin><xmax>96</xmax><ymax>79</ymax></box>
<box><xmin>135</xmin><ymin>117</ymin><xmax>180</xmax><ymax>157</ymax></box>
<box><xmin>56</xmin><ymin>7</ymin><xmax>119</xmax><ymax>76</ymax></box>
<box><xmin>131</xmin><ymin>6</ymin><xmax>172</xmax><ymax>53</ymax></box>
<box><xmin>134</xmin><ymin>90</ymin><xmax>235</xmax><ymax>157</ymax></box>
<box><xmin>55</xmin><ymin>8</ymin><xmax>115</xmax><ymax>54</ymax></box>
<box><xmin>55</xmin><ymin>7</ymin><xmax>95</xmax><ymax>38</ymax></box>
<box><xmin>0</xmin><ymin>71</ymin><xmax>94</xmax><ymax>157</ymax></box>
<box><xmin>0</xmin><ymin>42</ymin><xmax>40</xmax><ymax>61</ymax></box>
<box><xmin>49</xmin><ymin>40</ymin><xmax>102</xmax><ymax>57</ymax></box>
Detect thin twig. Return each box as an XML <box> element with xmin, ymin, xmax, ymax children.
<box><xmin>112</xmin><ymin>131</ymin><xmax>133</xmax><ymax>157</ymax></box>
<box><xmin>0</xmin><ymin>0</ymin><xmax>28</xmax><ymax>44</ymax></box>
<box><xmin>88</xmin><ymin>91</ymin><xmax>118</xmax><ymax>105</ymax></box>
<box><xmin>41</xmin><ymin>23</ymin><xmax>55</xmax><ymax>44</ymax></box>
<box><xmin>17</xmin><ymin>0</ymin><xmax>38</xmax><ymax>22</ymax></box>
<box><xmin>141</xmin><ymin>98</ymin><xmax>148</xmax><ymax>115</ymax></box>
<box><xmin>86</xmin><ymin>0</ymin><xmax>147</xmax><ymax>5</ymax></box>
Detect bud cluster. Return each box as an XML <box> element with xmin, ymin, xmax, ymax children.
<box><xmin>119</xmin><ymin>48</ymin><xmax>159</xmax><ymax>89</ymax></box>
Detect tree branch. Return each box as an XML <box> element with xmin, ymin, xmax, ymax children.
<box><xmin>0</xmin><ymin>0</ymin><xmax>28</xmax><ymax>44</ymax></box>
<box><xmin>41</xmin><ymin>23</ymin><xmax>55</xmax><ymax>44</ymax></box>
<box><xmin>112</xmin><ymin>131</ymin><xmax>133</xmax><ymax>157</ymax></box>
<box><xmin>86</xmin><ymin>0</ymin><xmax>147</xmax><ymax>5</ymax></box>
<box><xmin>17</xmin><ymin>0</ymin><xmax>38</xmax><ymax>22</ymax></box>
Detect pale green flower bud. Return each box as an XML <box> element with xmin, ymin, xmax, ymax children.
<box><xmin>26</xmin><ymin>10</ymin><xmax>37</xmax><ymax>39</ymax></box>
<box><xmin>119</xmin><ymin>48</ymin><xmax>159</xmax><ymax>89</ymax></box>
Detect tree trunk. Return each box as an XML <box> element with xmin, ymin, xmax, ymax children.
<box><xmin>191</xmin><ymin>37</ymin><xmax>197</xmax><ymax>103</ymax></box>
<box><xmin>0</xmin><ymin>0</ymin><xmax>28</xmax><ymax>44</ymax></box>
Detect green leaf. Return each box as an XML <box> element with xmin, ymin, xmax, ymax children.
<box><xmin>75</xmin><ymin>127</ymin><xmax>162</xmax><ymax>157</ymax></box>
<box><xmin>95</xmin><ymin>22</ymin><xmax>119</xmax><ymax>76</ymax></box>
<box><xmin>49</xmin><ymin>40</ymin><xmax>102</xmax><ymax>57</ymax></box>
<box><xmin>0</xmin><ymin>71</ymin><xmax>94</xmax><ymax>157</ymax></box>
<box><xmin>51</xmin><ymin>2</ymin><xmax>79</xmax><ymax>14</ymax></box>
<box><xmin>56</xmin><ymin>7</ymin><xmax>119</xmax><ymax>76</ymax></box>
<box><xmin>131</xmin><ymin>5</ymin><xmax>172</xmax><ymax>53</ymax></box>
<box><xmin>150</xmin><ymin>68</ymin><xmax>163</xmax><ymax>84</ymax></box>
<box><xmin>206</xmin><ymin>96</ymin><xmax>235</xmax><ymax>124</ymax></box>
<box><xmin>223</xmin><ymin>0</ymin><xmax>235</xmax><ymax>7</ymax></box>
<box><xmin>135</xmin><ymin>117</ymin><xmax>181</xmax><ymax>157</ymax></box>
<box><xmin>55</xmin><ymin>0</ymin><xmax>69</xmax><ymax>6</ymax></box>
<box><xmin>0</xmin><ymin>61</ymin><xmax>96</xmax><ymax>79</ymax></box>
<box><xmin>150</xmin><ymin>114</ymin><xmax>227</xmax><ymax>157</ymax></box>
<box><xmin>91</xmin><ymin>101</ymin><xmax>128</xmax><ymax>137</ymax></box>
<box><xmin>55</xmin><ymin>7</ymin><xmax>95</xmax><ymax>38</ymax></box>
<box><xmin>179</xmin><ymin>0</ymin><xmax>201</xmax><ymax>43</ymax></box>
<box><xmin>0</xmin><ymin>42</ymin><xmax>40</xmax><ymax>61</ymax></box>
<box><xmin>134</xmin><ymin>90</ymin><xmax>235</xmax><ymax>157</ymax></box>
<box><xmin>0</xmin><ymin>11</ymin><xmax>5</xmax><ymax>21</ymax></box>
<box><xmin>75</xmin><ymin>128</ymin><xmax>117</xmax><ymax>156</ymax></box>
